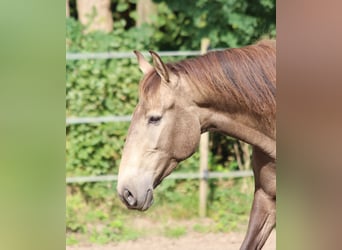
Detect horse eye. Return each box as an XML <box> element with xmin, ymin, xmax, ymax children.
<box><xmin>148</xmin><ymin>116</ymin><xmax>162</xmax><ymax>124</ymax></box>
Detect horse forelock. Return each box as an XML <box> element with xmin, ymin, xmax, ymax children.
<box><xmin>139</xmin><ymin>70</ymin><xmax>162</xmax><ymax>104</ymax></box>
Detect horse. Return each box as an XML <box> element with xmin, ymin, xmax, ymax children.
<box><xmin>117</xmin><ymin>40</ymin><xmax>276</xmax><ymax>250</ymax></box>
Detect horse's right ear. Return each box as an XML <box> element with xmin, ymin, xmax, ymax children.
<box><xmin>149</xmin><ymin>51</ymin><xmax>169</xmax><ymax>83</ymax></box>
<box><xmin>134</xmin><ymin>50</ymin><xmax>153</xmax><ymax>74</ymax></box>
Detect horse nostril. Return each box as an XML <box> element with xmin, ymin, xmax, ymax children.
<box><xmin>123</xmin><ymin>188</ymin><xmax>137</xmax><ymax>207</ymax></box>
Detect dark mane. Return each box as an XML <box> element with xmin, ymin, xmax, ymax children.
<box><xmin>140</xmin><ymin>40</ymin><xmax>276</xmax><ymax>116</ymax></box>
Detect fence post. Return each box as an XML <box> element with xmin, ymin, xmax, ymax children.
<box><xmin>199</xmin><ymin>38</ymin><xmax>210</xmax><ymax>218</ymax></box>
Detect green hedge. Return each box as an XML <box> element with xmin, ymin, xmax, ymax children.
<box><xmin>152</xmin><ymin>0</ymin><xmax>276</xmax><ymax>49</ymax></box>
<box><xmin>67</xmin><ymin>19</ymin><xmax>142</xmax><ymax>179</ymax></box>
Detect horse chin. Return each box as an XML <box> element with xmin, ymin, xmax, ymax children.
<box><xmin>153</xmin><ymin>161</ymin><xmax>178</xmax><ymax>189</ymax></box>
<box><xmin>153</xmin><ymin>178</ymin><xmax>163</xmax><ymax>189</ymax></box>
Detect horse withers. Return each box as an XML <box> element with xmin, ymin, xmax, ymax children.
<box><xmin>117</xmin><ymin>40</ymin><xmax>276</xmax><ymax>250</ymax></box>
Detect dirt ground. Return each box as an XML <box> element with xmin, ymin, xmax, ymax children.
<box><xmin>67</xmin><ymin>228</ymin><xmax>276</xmax><ymax>250</ymax></box>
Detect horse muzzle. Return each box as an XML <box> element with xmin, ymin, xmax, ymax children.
<box><xmin>118</xmin><ymin>186</ymin><xmax>154</xmax><ymax>211</ymax></box>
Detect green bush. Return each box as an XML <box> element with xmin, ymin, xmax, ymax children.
<box><xmin>208</xmin><ymin>178</ymin><xmax>254</xmax><ymax>232</ymax></box>
<box><xmin>66</xmin><ymin>18</ymin><xmax>151</xmax><ymax>181</ymax></box>
<box><xmin>151</xmin><ymin>0</ymin><xmax>275</xmax><ymax>49</ymax></box>
<box><xmin>66</xmin><ymin>193</ymin><xmax>87</xmax><ymax>233</ymax></box>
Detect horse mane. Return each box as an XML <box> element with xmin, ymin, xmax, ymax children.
<box><xmin>140</xmin><ymin>40</ymin><xmax>276</xmax><ymax>117</ymax></box>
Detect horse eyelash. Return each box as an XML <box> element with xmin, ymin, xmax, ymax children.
<box><xmin>148</xmin><ymin>116</ymin><xmax>162</xmax><ymax>124</ymax></box>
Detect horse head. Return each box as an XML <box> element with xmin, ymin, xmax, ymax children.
<box><xmin>117</xmin><ymin>51</ymin><xmax>201</xmax><ymax>211</ymax></box>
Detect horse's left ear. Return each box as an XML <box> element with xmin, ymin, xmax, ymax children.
<box><xmin>149</xmin><ymin>51</ymin><xmax>169</xmax><ymax>82</ymax></box>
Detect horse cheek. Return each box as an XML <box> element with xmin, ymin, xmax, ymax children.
<box><xmin>172</xmin><ymin>115</ymin><xmax>201</xmax><ymax>161</ymax></box>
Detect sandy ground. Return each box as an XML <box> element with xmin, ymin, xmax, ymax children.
<box><xmin>67</xmin><ymin>229</ymin><xmax>276</xmax><ymax>250</ymax></box>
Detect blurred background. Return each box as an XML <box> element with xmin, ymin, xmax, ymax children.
<box><xmin>66</xmin><ymin>0</ymin><xmax>275</xmax><ymax>247</ymax></box>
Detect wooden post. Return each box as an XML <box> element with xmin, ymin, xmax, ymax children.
<box><xmin>199</xmin><ymin>38</ymin><xmax>210</xmax><ymax>218</ymax></box>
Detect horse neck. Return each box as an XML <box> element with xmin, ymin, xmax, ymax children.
<box><xmin>189</xmin><ymin>91</ymin><xmax>276</xmax><ymax>159</ymax></box>
<box><xmin>174</xmin><ymin>46</ymin><xmax>276</xmax><ymax>158</ymax></box>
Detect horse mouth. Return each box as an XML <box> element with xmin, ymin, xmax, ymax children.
<box><xmin>141</xmin><ymin>189</ymin><xmax>154</xmax><ymax>211</ymax></box>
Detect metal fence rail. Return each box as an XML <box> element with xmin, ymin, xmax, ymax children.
<box><xmin>66</xmin><ymin>115</ymin><xmax>132</xmax><ymax>125</ymax></box>
<box><xmin>66</xmin><ymin>170</ymin><xmax>253</xmax><ymax>183</ymax></box>
<box><xmin>66</xmin><ymin>50</ymin><xmax>203</xmax><ymax>61</ymax></box>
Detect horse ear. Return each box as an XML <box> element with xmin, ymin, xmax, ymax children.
<box><xmin>149</xmin><ymin>51</ymin><xmax>169</xmax><ymax>82</ymax></box>
<box><xmin>134</xmin><ymin>50</ymin><xmax>153</xmax><ymax>74</ymax></box>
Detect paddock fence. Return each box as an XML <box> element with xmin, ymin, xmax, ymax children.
<box><xmin>66</xmin><ymin>169</ymin><xmax>253</xmax><ymax>184</ymax></box>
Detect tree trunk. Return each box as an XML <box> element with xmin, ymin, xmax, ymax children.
<box><xmin>136</xmin><ymin>0</ymin><xmax>157</xmax><ymax>27</ymax></box>
<box><xmin>76</xmin><ymin>0</ymin><xmax>113</xmax><ymax>33</ymax></box>
<box><xmin>66</xmin><ymin>0</ymin><xmax>70</xmax><ymax>17</ymax></box>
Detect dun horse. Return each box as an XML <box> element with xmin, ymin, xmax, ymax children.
<box><xmin>117</xmin><ymin>40</ymin><xmax>276</xmax><ymax>250</ymax></box>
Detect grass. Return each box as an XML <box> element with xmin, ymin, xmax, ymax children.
<box><xmin>88</xmin><ymin>225</ymin><xmax>141</xmax><ymax>244</ymax></box>
<box><xmin>193</xmin><ymin>223</ymin><xmax>212</xmax><ymax>233</ymax></box>
<box><xmin>164</xmin><ymin>226</ymin><xmax>187</xmax><ymax>238</ymax></box>
<box><xmin>66</xmin><ymin>177</ymin><xmax>254</xmax><ymax>245</ymax></box>
<box><xmin>66</xmin><ymin>235</ymin><xmax>79</xmax><ymax>245</ymax></box>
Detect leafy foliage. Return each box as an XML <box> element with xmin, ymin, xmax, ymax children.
<box><xmin>208</xmin><ymin>178</ymin><xmax>254</xmax><ymax>231</ymax></box>
<box><xmin>152</xmin><ymin>0</ymin><xmax>275</xmax><ymax>49</ymax></box>
<box><xmin>66</xmin><ymin>18</ymin><xmax>152</xmax><ymax>181</ymax></box>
